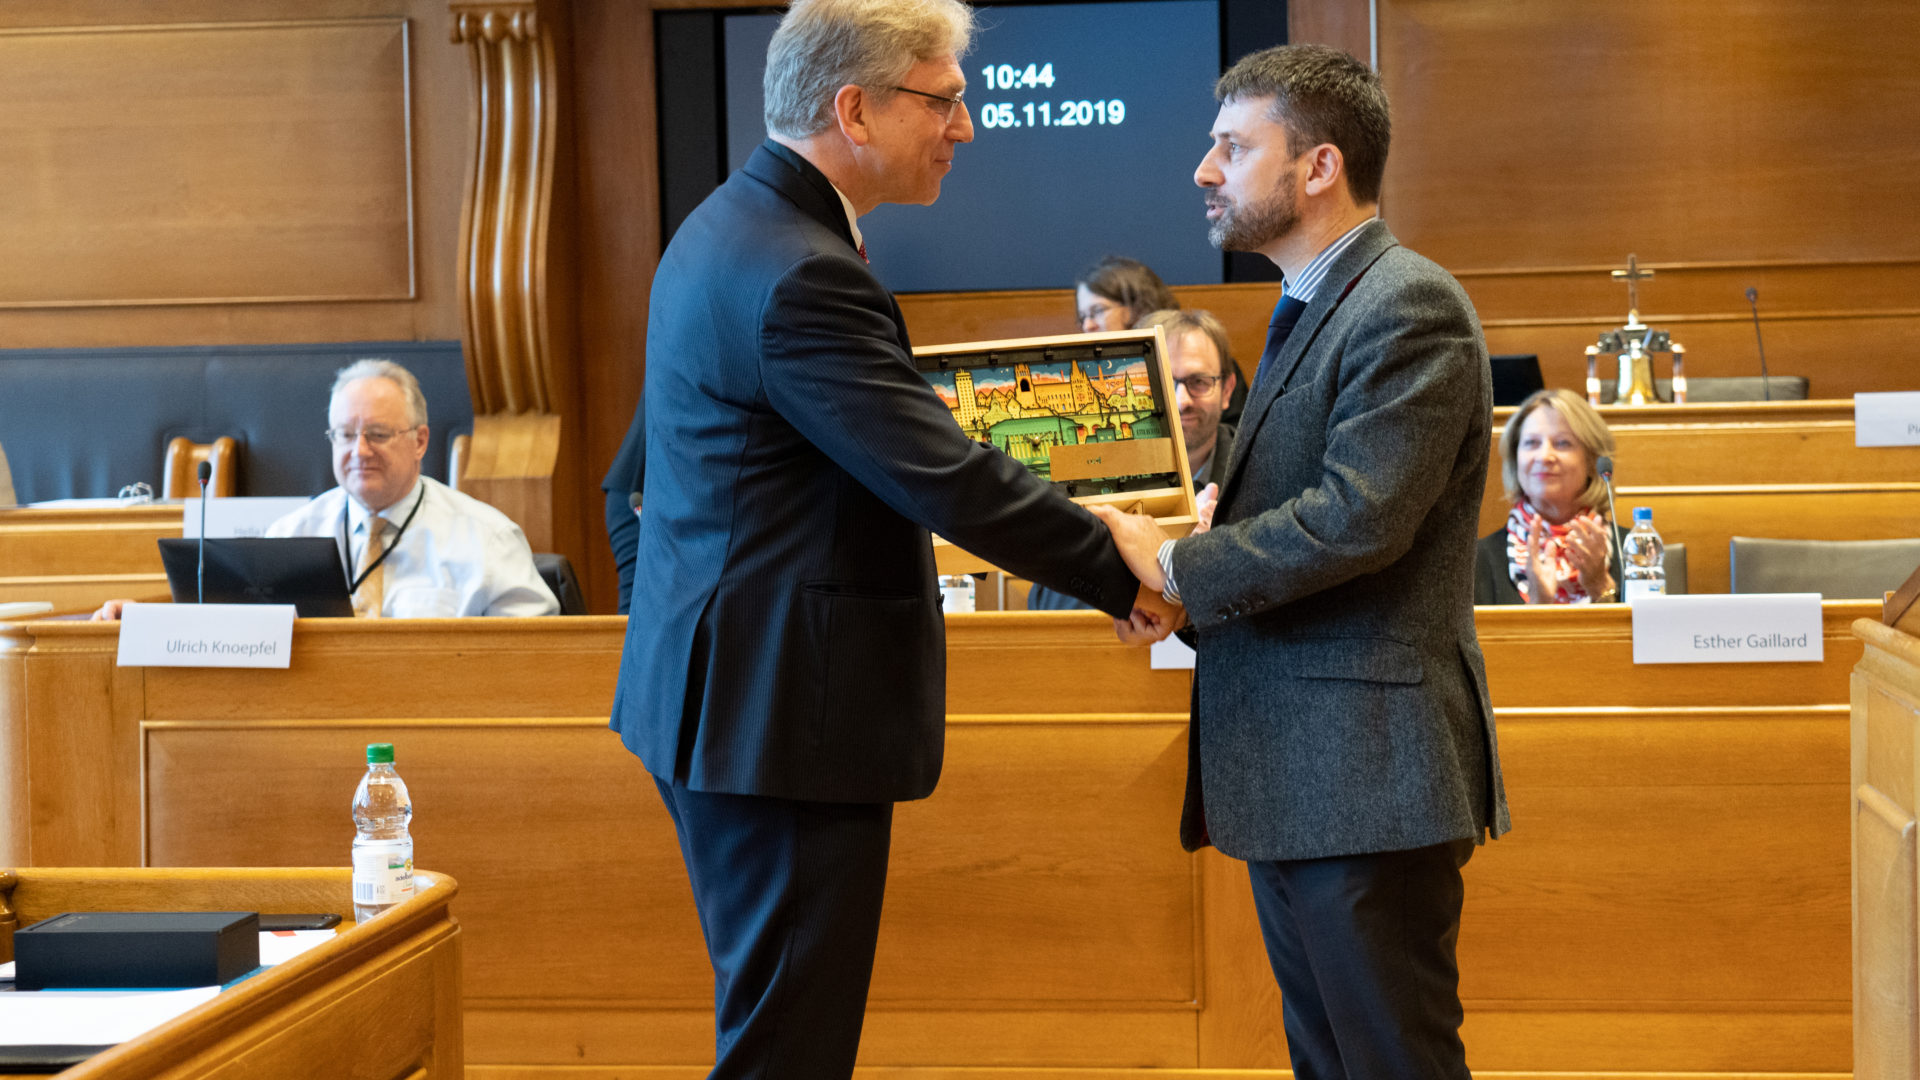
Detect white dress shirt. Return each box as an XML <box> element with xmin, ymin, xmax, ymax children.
<box><xmin>266</xmin><ymin>476</ymin><xmax>559</xmax><ymax>617</ymax></box>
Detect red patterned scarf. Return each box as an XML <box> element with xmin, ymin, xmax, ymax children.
<box><xmin>1506</xmin><ymin>501</ymin><xmax>1606</xmax><ymax>604</ymax></box>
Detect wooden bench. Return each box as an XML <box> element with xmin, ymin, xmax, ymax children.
<box><xmin>0</xmin><ymin>504</ymin><xmax>179</xmax><ymax>615</ymax></box>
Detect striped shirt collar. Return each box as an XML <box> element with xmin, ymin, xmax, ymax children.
<box><xmin>1283</xmin><ymin>217</ymin><xmax>1379</xmax><ymax>304</ymax></box>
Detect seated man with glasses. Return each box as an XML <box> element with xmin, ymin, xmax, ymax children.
<box><xmin>1028</xmin><ymin>308</ymin><xmax>1238</xmax><ymax>611</ymax></box>
<box><xmin>93</xmin><ymin>358</ymin><xmax>557</xmax><ymax>620</ymax></box>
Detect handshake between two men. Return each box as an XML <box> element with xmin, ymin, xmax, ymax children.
<box><xmin>1087</xmin><ymin>482</ymin><xmax>1219</xmax><ymax>647</ymax></box>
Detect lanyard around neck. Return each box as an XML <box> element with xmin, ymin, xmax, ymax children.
<box><xmin>341</xmin><ymin>484</ymin><xmax>426</xmax><ymax>593</ymax></box>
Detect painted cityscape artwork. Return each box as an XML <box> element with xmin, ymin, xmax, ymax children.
<box><xmin>921</xmin><ymin>356</ymin><xmax>1169</xmax><ymax>482</ymax></box>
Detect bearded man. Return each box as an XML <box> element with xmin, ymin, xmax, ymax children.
<box><xmin>1091</xmin><ymin>44</ymin><xmax>1510</xmax><ymax>1078</ymax></box>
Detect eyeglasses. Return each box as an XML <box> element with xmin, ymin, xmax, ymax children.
<box><xmin>1176</xmin><ymin>374</ymin><xmax>1227</xmax><ymax>397</ymax></box>
<box><xmin>1077</xmin><ymin>301</ymin><xmax>1118</xmax><ymax>326</ymax></box>
<box><xmin>325</xmin><ymin>426</ymin><xmax>416</xmax><ymax>448</ymax></box>
<box><xmin>889</xmin><ymin>85</ymin><xmax>967</xmax><ymax>123</ymax></box>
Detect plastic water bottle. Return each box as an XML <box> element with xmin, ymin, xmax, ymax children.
<box><xmin>351</xmin><ymin>742</ymin><xmax>414</xmax><ymax>922</ymax></box>
<box><xmin>1621</xmin><ymin>507</ymin><xmax>1667</xmax><ymax>602</ymax></box>
<box><xmin>937</xmin><ymin>574</ymin><xmax>976</xmax><ymax>613</ymax></box>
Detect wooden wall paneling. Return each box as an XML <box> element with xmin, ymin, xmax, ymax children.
<box><xmin>1288</xmin><ymin>0</ymin><xmax>1372</xmax><ymax>63</ymax></box>
<box><xmin>0</xmin><ymin>0</ymin><xmax>466</xmax><ymax>349</ymax></box>
<box><xmin>1375</xmin><ymin>0</ymin><xmax>1920</xmax><ymax>400</ymax></box>
<box><xmin>1378</xmin><ymin>1</ymin><xmax>1920</xmax><ymax>270</ymax></box>
<box><xmin>568</xmin><ymin>0</ymin><xmax>659</xmax><ymax>611</ymax></box>
<box><xmin>0</xmin><ymin>18</ymin><xmax>414</xmax><ymax>307</ymax></box>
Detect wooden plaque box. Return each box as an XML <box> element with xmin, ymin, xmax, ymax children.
<box><xmin>912</xmin><ymin>327</ymin><xmax>1199</xmax><ymax>575</ymax></box>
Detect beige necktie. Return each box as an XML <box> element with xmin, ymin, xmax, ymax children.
<box><xmin>352</xmin><ymin>518</ymin><xmax>387</xmax><ymax>618</ymax></box>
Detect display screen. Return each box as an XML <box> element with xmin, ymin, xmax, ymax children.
<box><xmin>723</xmin><ymin>1</ymin><xmax>1224</xmax><ymax>293</ymax></box>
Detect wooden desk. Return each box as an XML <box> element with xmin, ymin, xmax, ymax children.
<box><xmin>0</xmin><ymin>610</ymin><xmax>1868</xmax><ymax>1078</ymax></box>
<box><xmin>0</xmin><ymin>866</ymin><xmax>460</xmax><ymax>1080</ymax></box>
<box><xmin>0</xmin><ymin>504</ymin><xmax>178</xmax><ymax>615</ymax></box>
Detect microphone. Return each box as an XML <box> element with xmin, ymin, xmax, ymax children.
<box><xmin>628</xmin><ymin>491</ymin><xmax>642</xmax><ymax>517</ymax></box>
<box><xmin>196</xmin><ymin>461</ymin><xmax>212</xmax><ymax>604</ymax></box>
<box><xmin>1746</xmin><ymin>286</ymin><xmax>1771</xmax><ymax>402</ymax></box>
<box><xmin>1595</xmin><ymin>454</ymin><xmax>1626</xmax><ymax>591</ymax></box>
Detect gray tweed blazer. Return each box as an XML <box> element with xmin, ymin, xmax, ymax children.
<box><xmin>1169</xmin><ymin>220</ymin><xmax>1511</xmax><ymax>861</ymax></box>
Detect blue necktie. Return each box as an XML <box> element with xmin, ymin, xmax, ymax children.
<box><xmin>1253</xmin><ymin>294</ymin><xmax>1310</xmax><ymax>391</ymax></box>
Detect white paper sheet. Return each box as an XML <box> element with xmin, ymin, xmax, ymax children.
<box><xmin>0</xmin><ymin>986</ymin><xmax>221</xmax><ymax>1046</ymax></box>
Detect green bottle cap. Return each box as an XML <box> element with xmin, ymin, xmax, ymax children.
<box><xmin>366</xmin><ymin>743</ymin><xmax>395</xmax><ymax>764</ymax></box>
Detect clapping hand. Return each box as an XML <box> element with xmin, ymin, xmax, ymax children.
<box><xmin>1524</xmin><ymin>516</ymin><xmax>1612</xmax><ymax>603</ymax></box>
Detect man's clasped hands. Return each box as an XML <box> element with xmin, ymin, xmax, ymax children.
<box><xmin>1085</xmin><ymin>481</ymin><xmax>1218</xmax><ymax>647</ymax></box>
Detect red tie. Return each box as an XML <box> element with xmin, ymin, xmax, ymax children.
<box><xmin>858</xmin><ymin>241</ymin><xmax>868</xmax><ymax>264</ymax></box>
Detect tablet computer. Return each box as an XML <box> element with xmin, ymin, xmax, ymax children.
<box><xmin>158</xmin><ymin>537</ymin><xmax>355</xmax><ymax>618</ymax></box>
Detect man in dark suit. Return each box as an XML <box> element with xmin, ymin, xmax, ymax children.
<box><xmin>612</xmin><ymin>1</ymin><xmax>1170</xmax><ymax>1075</ymax></box>
<box><xmin>1094</xmin><ymin>45</ymin><xmax>1510</xmax><ymax>1078</ymax></box>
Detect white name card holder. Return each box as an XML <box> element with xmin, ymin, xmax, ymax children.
<box><xmin>1855</xmin><ymin>392</ymin><xmax>1920</xmax><ymax>447</ymax></box>
<box><xmin>1631</xmin><ymin>593</ymin><xmax>1823</xmax><ymax>665</ymax></box>
<box><xmin>117</xmin><ymin>603</ymin><xmax>297</xmax><ymax>669</ymax></box>
<box><xmin>182</xmin><ymin>497</ymin><xmax>314</xmax><ymax>539</ymax></box>
<box><xmin>1150</xmin><ymin>634</ymin><xmax>1197</xmax><ymax>670</ymax></box>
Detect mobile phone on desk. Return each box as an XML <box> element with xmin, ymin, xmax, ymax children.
<box><xmin>258</xmin><ymin>913</ymin><xmax>343</xmax><ymax>931</ymax></box>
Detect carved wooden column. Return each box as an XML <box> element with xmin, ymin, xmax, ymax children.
<box><xmin>450</xmin><ymin>0</ymin><xmax>572</xmax><ymax>553</ymax></box>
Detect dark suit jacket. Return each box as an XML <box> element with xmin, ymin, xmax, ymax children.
<box><xmin>602</xmin><ymin>402</ymin><xmax>646</xmax><ymax>613</ymax></box>
<box><xmin>611</xmin><ymin>141</ymin><xmax>1138</xmax><ymax>804</ymax></box>
<box><xmin>1169</xmin><ymin>220</ymin><xmax>1511</xmax><ymax>861</ymax></box>
<box><xmin>1028</xmin><ymin>423</ymin><xmax>1235</xmax><ymax>612</ymax></box>
<box><xmin>1473</xmin><ymin>522</ymin><xmax>1625</xmax><ymax>605</ymax></box>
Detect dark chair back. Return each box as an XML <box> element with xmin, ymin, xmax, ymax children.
<box><xmin>1729</xmin><ymin>536</ymin><xmax>1920</xmax><ymax>598</ymax></box>
<box><xmin>533</xmin><ymin>553</ymin><xmax>588</xmax><ymax>615</ymax></box>
<box><xmin>1662</xmin><ymin>542</ymin><xmax>1689</xmax><ymax>595</ymax></box>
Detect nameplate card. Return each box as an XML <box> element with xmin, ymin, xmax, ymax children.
<box><xmin>182</xmin><ymin>497</ymin><xmax>312</xmax><ymax>539</ymax></box>
<box><xmin>1150</xmin><ymin>635</ymin><xmax>1197</xmax><ymax>669</ymax></box>
<box><xmin>117</xmin><ymin>603</ymin><xmax>296</xmax><ymax>669</ymax></box>
<box><xmin>1855</xmin><ymin>392</ymin><xmax>1920</xmax><ymax>447</ymax></box>
<box><xmin>1631</xmin><ymin>593</ymin><xmax>1823</xmax><ymax>665</ymax></box>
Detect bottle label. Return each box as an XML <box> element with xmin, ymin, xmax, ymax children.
<box><xmin>352</xmin><ymin>844</ymin><xmax>416</xmax><ymax>906</ymax></box>
<box><xmin>1624</xmin><ymin>580</ymin><xmax>1666</xmax><ymax>602</ymax></box>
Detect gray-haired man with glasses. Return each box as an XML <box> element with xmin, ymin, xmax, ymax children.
<box><xmin>267</xmin><ymin>358</ymin><xmax>557</xmax><ymax>617</ymax></box>
<box><xmin>93</xmin><ymin>359</ymin><xmax>556</xmax><ymax>620</ymax></box>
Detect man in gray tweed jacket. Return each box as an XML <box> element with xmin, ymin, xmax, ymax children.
<box><xmin>1094</xmin><ymin>45</ymin><xmax>1510</xmax><ymax>1079</ymax></box>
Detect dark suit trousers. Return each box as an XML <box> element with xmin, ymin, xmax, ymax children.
<box><xmin>1247</xmin><ymin>839</ymin><xmax>1475</xmax><ymax>1080</ymax></box>
<box><xmin>654</xmin><ymin>778</ymin><xmax>894</xmax><ymax>1079</ymax></box>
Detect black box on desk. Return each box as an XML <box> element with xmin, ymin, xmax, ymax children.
<box><xmin>14</xmin><ymin>911</ymin><xmax>260</xmax><ymax>990</ymax></box>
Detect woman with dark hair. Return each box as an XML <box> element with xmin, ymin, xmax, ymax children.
<box><xmin>1072</xmin><ymin>255</ymin><xmax>1248</xmax><ymax>425</ymax></box>
<box><xmin>1073</xmin><ymin>255</ymin><xmax>1178</xmax><ymax>332</ymax></box>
